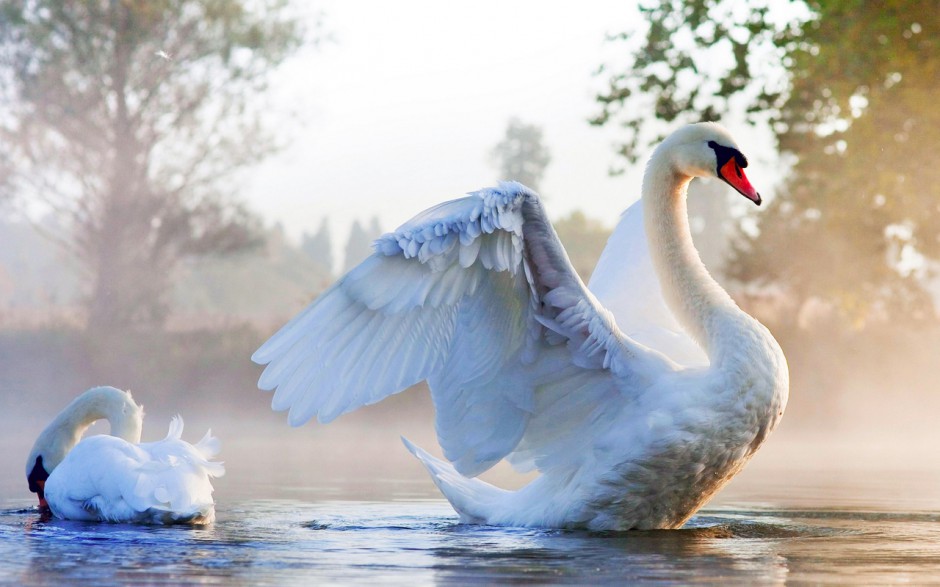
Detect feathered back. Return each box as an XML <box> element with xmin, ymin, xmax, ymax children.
<box><xmin>40</xmin><ymin>413</ymin><xmax>224</xmax><ymax>525</ymax></box>
<box><xmin>116</xmin><ymin>417</ymin><xmax>224</xmax><ymax>523</ymax></box>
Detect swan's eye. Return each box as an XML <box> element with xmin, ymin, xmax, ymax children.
<box><xmin>707</xmin><ymin>140</ymin><xmax>748</xmax><ymax>174</ymax></box>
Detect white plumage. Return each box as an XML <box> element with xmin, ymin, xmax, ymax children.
<box><xmin>26</xmin><ymin>386</ymin><xmax>224</xmax><ymax>524</ymax></box>
<box><xmin>254</xmin><ymin>123</ymin><xmax>789</xmax><ymax>530</ymax></box>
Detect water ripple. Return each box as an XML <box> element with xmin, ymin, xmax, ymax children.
<box><xmin>3</xmin><ymin>501</ymin><xmax>940</xmax><ymax>585</ymax></box>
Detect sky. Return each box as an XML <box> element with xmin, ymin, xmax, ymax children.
<box><xmin>244</xmin><ymin>1</ymin><xmax>777</xmax><ymax>255</ymax></box>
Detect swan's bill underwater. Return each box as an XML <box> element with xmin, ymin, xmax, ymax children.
<box><xmin>26</xmin><ymin>455</ymin><xmax>49</xmax><ymax>509</ymax></box>
<box><xmin>254</xmin><ymin>122</ymin><xmax>789</xmax><ymax>530</ymax></box>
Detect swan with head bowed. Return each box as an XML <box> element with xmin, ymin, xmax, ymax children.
<box><xmin>253</xmin><ymin>122</ymin><xmax>788</xmax><ymax>530</ymax></box>
<box><xmin>26</xmin><ymin>386</ymin><xmax>224</xmax><ymax>524</ymax></box>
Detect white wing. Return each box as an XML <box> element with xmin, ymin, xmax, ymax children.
<box><xmin>253</xmin><ymin>182</ymin><xmax>670</xmax><ymax>477</ymax></box>
<box><xmin>589</xmin><ymin>199</ymin><xmax>708</xmax><ymax>367</ymax></box>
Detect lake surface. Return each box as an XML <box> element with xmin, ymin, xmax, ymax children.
<box><xmin>4</xmin><ymin>498</ymin><xmax>940</xmax><ymax>585</ymax></box>
<box><xmin>4</xmin><ymin>419</ymin><xmax>940</xmax><ymax>585</ymax></box>
<box><xmin>5</xmin><ymin>477</ymin><xmax>940</xmax><ymax>585</ymax></box>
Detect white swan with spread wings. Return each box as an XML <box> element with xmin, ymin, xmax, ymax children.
<box><xmin>253</xmin><ymin>123</ymin><xmax>788</xmax><ymax>530</ymax></box>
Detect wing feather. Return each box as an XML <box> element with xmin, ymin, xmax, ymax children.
<box><xmin>254</xmin><ymin>181</ymin><xmax>667</xmax><ymax>476</ymax></box>
<box><xmin>428</xmin><ymin>269</ymin><xmax>532</xmax><ymax>476</ymax></box>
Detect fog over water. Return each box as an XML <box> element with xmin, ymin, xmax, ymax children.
<box><xmin>6</xmin><ymin>375</ymin><xmax>940</xmax><ymax>510</ymax></box>
<box><xmin>5</xmin><ymin>384</ymin><xmax>940</xmax><ymax>585</ymax></box>
<box><xmin>2</xmin><ymin>1</ymin><xmax>940</xmax><ymax>583</ymax></box>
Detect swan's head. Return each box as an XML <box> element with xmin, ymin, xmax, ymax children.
<box><xmin>658</xmin><ymin>122</ymin><xmax>762</xmax><ymax>205</ymax></box>
<box><xmin>26</xmin><ymin>440</ymin><xmax>55</xmax><ymax>511</ymax></box>
<box><xmin>25</xmin><ymin>386</ymin><xmax>143</xmax><ymax>510</ymax></box>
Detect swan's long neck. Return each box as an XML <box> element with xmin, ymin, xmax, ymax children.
<box><xmin>642</xmin><ymin>160</ymin><xmax>739</xmax><ymax>357</ymax></box>
<box><xmin>29</xmin><ymin>386</ymin><xmax>143</xmax><ymax>472</ymax></box>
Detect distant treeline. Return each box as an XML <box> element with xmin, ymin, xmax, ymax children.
<box><xmin>0</xmin><ymin>216</ymin><xmax>385</xmax><ymax>330</ymax></box>
<box><xmin>0</xmin><ymin>208</ymin><xmax>621</xmax><ymax>331</ymax></box>
<box><xmin>4</xmin><ymin>199</ymin><xmax>940</xmax><ymax>434</ymax></box>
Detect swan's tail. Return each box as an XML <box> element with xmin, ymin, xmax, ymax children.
<box><xmin>163</xmin><ymin>416</ymin><xmax>225</xmax><ymax>478</ymax></box>
<box><xmin>402</xmin><ymin>437</ymin><xmax>509</xmax><ymax>524</ymax></box>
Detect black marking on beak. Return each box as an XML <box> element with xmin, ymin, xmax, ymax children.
<box><xmin>28</xmin><ymin>455</ymin><xmax>49</xmax><ymax>495</ymax></box>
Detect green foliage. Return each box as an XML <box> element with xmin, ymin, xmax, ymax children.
<box><xmin>0</xmin><ymin>218</ymin><xmax>333</xmax><ymax>330</ymax></box>
<box><xmin>591</xmin><ymin>0</ymin><xmax>795</xmax><ymax>168</ymax></box>
<box><xmin>0</xmin><ymin>324</ymin><xmax>266</xmax><ymax>419</ymax></box>
<box><xmin>595</xmin><ymin>0</ymin><xmax>940</xmax><ymax>325</ymax></box>
<box><xmin>173</xmin><ymin>224</ymin><xmax>334</xmax><ymax>327</ymax></box>
<box><xmin>491</xmin><ymin>117</ymin><xmax>552</xmax><ymax>192</ymax></box>
<box><xmin>553</xmin><ymin>210</ymin><xmax>612</xmax><ymax>281</ymax></box>
<box><xmin>0</xmin><ymin>0</ymin><xmax>306</xmax><ymax>332</ymax></box>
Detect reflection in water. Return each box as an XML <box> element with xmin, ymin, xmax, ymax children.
<box><xmin>4</xmin><ymin>498</ymin><xmax>940</xmax><ymax>585</ymax></box>
<box><xmin>3</xmin><ymin>419</ymin><xmax>940</xmax><ymax>585</ymax></box>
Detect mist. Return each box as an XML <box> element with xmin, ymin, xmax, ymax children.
<box><xmin>2</xmin><ymin>0</ymin><xmax>939</xmax><ymax>520</ymax></box>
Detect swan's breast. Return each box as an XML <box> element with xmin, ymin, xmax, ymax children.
<box><xmin>584</xmin><ymin>350</ymin><xmax>786</xmax><ymax>530</ymax></box>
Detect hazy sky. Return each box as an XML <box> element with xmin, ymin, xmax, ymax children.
<box><xmin>244</xmin><ymin>1</ymin><xmax>777</xmax><ymax>253</ymax></box>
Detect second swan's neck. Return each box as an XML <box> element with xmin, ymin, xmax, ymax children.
<box><xmin>34</xmin><ymin>387</ymin><xmax>143</xmax><ymax>471</ymax></box>
<box><xmin>642</xmin><ymin>162</ymin><xmax>739</xmax><ymax>357</ymax></box>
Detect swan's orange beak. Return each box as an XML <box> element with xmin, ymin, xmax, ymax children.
<box><xmin>719</xmin><ymin>158</ymin><xmax>761</xmax><ymax>205</ymax></box>
<box><xmin>28</xmin><ymin>455</ymin><xmax>51</xmax><ymax>512</ymax></box>
<box><xmin>36</xmin><ymin>480</ymin><xmax>48</xmax><ymax>510</ymax></box>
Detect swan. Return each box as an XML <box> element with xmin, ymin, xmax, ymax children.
<box><xmin>25</xmin><ymin>386</ymin><xmax>224</xmax><ymax>524</ymax></box>
<box><xmin>252</xmin><ymin>122</ymin><xmax>788</xmax><ymax>530</ymax></box>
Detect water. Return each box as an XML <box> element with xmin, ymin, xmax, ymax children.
<box><xmin>4</xmin><ymin>419</ymin><xmax>940</xmax><ymax>585</ymax></box>
<box><xmin>4</xmin><ymin>498</ymin><xmax>940</xmax><ymax>585</ymax></box>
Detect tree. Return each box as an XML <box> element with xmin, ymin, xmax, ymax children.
<box><xmin>593</xmin><ymin>0</ymin><xmax>940</xmax><ymax>326</ymax></box>
<box><xmin>491</xmin><ymin>117</ymin><xmax>552</xmax><ymax>192</ymax></box>
<box><xmin>553</xmin><ymin>211</ymin><xmax>611</xmax><ymax>282</ymax></box>
<box><xmin>0</xmin><ymin>1</ymin><xmax>306</xmax><ymax>332</ymax></box>
<box><xmin>342</xmin><ymin>217</ymin><xmax>381</xmax><ymax>274</ymax></box>
<box><xmin>173</xmin><ymin>223</ymin><xmax>334</xmax><ymax>327</ymax></box>
<box><xmin>301</xmin><ymin>217</ymin><xmax>333</xmax><ymax>278</ymax></box>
